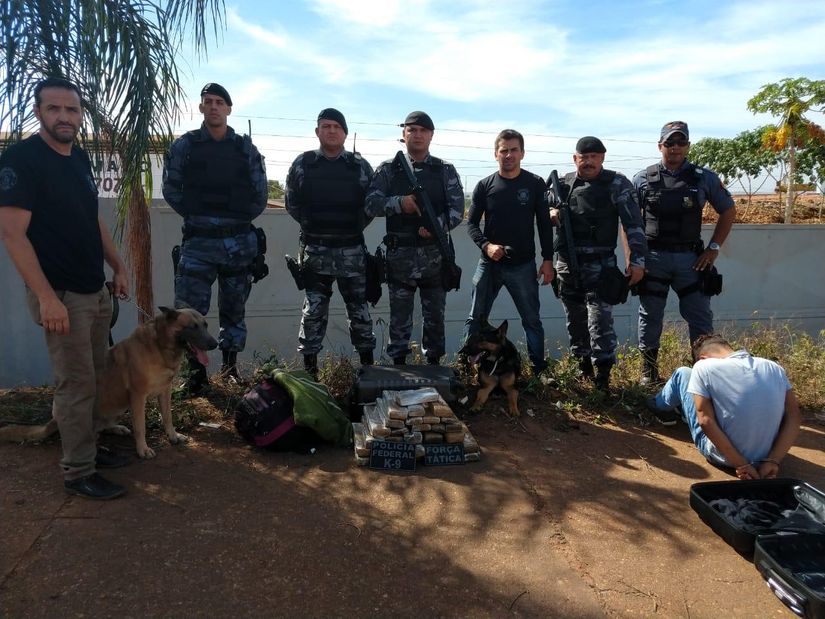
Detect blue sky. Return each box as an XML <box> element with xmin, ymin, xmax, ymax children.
<box><xmin>173</xmin><ymin>0</ymin><xmax>825</xmax><ymax>190</ymax></box>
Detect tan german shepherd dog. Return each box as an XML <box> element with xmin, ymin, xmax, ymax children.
<box><xmin>0</xmin><ymin>307</ymin><xmax>217</xmax><ymax>459</ymax></box>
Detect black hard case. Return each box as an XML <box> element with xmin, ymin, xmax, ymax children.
<box><xmin>353</xmin><ymin>365</ymin><xmax>461</xmax><ymax>405</ymax></box>
<box><xmin>754</xmin><ymin>533</ymin><xmax>825</xmax><ymax>618</ymax></box>
<box><xmin>690</xmin><ymin>478</ymin><xmax>825</xmax><ymax>618</ymax></box>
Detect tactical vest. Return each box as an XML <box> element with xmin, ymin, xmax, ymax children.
<box><xmin>298</xmin><ymin>151</ymin><xmax>365</xmax><ymax>240</ymax></box>
<box><xmin>557</xmin><ymin>170</ymin><xmax>619</xmax><ymax>253</ymax></box>
<box><xmin>387</xmin><ymin>156</ymin><xmax>448</xmax><ymax>237</ymax></box>
<box><xmin>641</xmin><ymin>164</ymin><xmax>703</xmax><ymax>245</ymax></box>
<box><xmin>181</xmin><ymin>130</ymin><xmax>255</xmax><ymax>219</ymax></box>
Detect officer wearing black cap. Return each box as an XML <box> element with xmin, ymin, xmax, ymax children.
<box><xmin>553</xmin><ymin>136</ymin><xmax>647</xmax><ymax>390</ymax></box>
<box><xmin>632</xmin><ymin>121</ymin><xmax>735</xmax><ymax>387</ymax></box>
<box><xmin>285</xmin><ymin>108</ymin><xmax>376</xmax><ymax>377</ymax></box>
<box><xmin>365</xmin><ymin>111</ymin><xmax>465</xmax><ymax>365</ymax></box>
<box><xmin>162</xmin><ymin>82</ymin><xmax>268</xmax><ymax>393</ymax></box>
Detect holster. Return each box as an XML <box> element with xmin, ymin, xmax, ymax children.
<box><xmin>172</xmin><ymin>245</ymin><xmax>181</xmax><ymax>274</ymax></box>
<box><xmin>248</xmin><ymin>227</ymin><xmax>269</xmax><ymax>283</ymax></box>
<box><xmin>700</xmin><ymin>266</ymin><xmax>723</xmax><ymax>296</ymax></box>
<box><xmin>551</xmin><ymin>276</ymin><xmax>560</xmax><ymax>298</ymax></box>
<box><xmin>441</xmin><ymin>262</ymin><xmax>462</xmax><ymax>292</ymax></box>
<box><xmin>284</xmin><ymin>254</ymin><xmax>305</xmax><ymax>290</ymax></box>
<box><xmin>597</xmin><ymin>266</ymin><xmax>630</xmax><ymax>305</ymax></box>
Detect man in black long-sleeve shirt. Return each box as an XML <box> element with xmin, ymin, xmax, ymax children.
<box><xmin>463</xmin><ymin>129</ymin><xmax>554</xmax><ymax>373</ymax></box>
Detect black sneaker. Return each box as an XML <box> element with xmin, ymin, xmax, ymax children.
<box><xmin>64</xmin><ymin>473</ymin><xmax>126</xmax><ymax>500</ymax></box>
<box><xmin>645</xmin><ymin>396</ymin><xmax>680</xmax><ymax>426</ymax></box>
<box><xmin>95</xmin><ymin>446</ymin><xmax>132</xmax><ymax>469</ymax></box>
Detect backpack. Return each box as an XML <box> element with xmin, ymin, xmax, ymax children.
<box><xmin>234</xmin><ymin>378</ymin><xmax>320</xmax><ymax>452</ymax></box>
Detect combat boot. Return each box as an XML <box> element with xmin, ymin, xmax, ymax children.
<box><xmin>577</xmin><ymin>356</ymin><xmax>594</xmax><ymax>380</ymax></box>
<box><xmin>220</xmin><ymin>350</ymin><xmax>241</xmax><ymax>383</ymax></box>
<box><xmin>594</xmin><ymin>360</ymin><xmax>613</xmax><ymax>392</ymax></box>
<box><xmin>181</xmin><ymin>352</ymin><xmax>208</xmax><ymax>397</ymax></box>
<box><xmin>304</xmin><ymin>354</ymin><xmax>319</xmax><ymax>379</ymax></box>
<box><xmin>393</xmin><ymin>356</ymin><xmax>406</xmax><ymax>366</ymax></box>
<box><xmin>639</xmin><ymin>348</ymin><xmax>659</xmax><ymax>386</ymax></box>
<box><xmin>359</xmin><ymin>350</ymin><xmax>374</xmax><ymax>366</ymax></box>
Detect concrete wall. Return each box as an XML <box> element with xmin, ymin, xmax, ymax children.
<box><xmin>2</xmin><ymin>202</ymin><xmax>824</xmax><ymax>387</ymax></box>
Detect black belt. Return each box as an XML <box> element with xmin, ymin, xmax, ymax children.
<box><xmin>183</xmin><ymin>223</ymin><xmax>251</xmax><ymax>240</ymax></box>
<box><xmin>572</xmin><ymin>250</ymin><xmax>613</xmax><ymax>263</ymax></box>
<box><xmin>385</xmin><ymin>234</ymin><xmax>436</xmax><ymax>248</ymax></box>
<box><xmin>303</xmin><ymin>233</ymin><xmax>364</xmax><ymax>248</ymax></box>
<box><xmin>647</xmin><ymin>240</ymin><xmax>702</xmax><ymax>252</ymax></box>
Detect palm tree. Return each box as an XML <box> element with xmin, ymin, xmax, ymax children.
<box><xmin>1</xmin><ymin>0</ymin><xmax>225</xmax><ymax>317</ymax></box>
<box><xmin>747</xmin><ymin>78</ymin><xmax>825</xmax><ymax>223</ymax></box>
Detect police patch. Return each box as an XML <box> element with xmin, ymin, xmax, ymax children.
<box><xmin>517</xmin><ymin>188</ymin><xmax>530</xmax><ymax>205</ymax></box>
<box><xmin>0</xmin><ymin>166</ymin><xmax>17</xmax><ymax>192</ymax></box>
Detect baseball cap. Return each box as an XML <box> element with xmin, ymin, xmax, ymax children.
<box><xmin>660</xmin><ymin>121</ymin><xmax>689</xmax><ymax>143</ymax></box>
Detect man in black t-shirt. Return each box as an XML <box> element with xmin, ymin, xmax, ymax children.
<box><xmin>0</xmin><ymin>77</ymin><xmax>130</xmax><ymax>500</ymax></box>
<box><xmin>464</xmin><ymin>129</ymin><xmax>554</xmax><ymax>374</ymax></box>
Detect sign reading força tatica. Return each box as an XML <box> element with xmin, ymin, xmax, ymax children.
<box><xmin>424</xmin><ymin>444</ymin><xmax>465</xmax><ymax>466</ymax></box>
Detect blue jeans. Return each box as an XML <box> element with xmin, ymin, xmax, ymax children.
<box><xmin>655</xmin><ymin>367</ymin><xmax>725</xmax><ymax>465</ymax></box>
<box><xmin>464</xmin><ymin>259</ymin><xmax>545</xmax><ymax>370</ymax></box>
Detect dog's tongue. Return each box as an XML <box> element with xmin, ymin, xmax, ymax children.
<box><xmin>189</xmin><ymin>345</ymin><xmax>209</xmax><ymax>367</ymax></box>
<box><xmin>470</xmin><ymin>352</ymin><xmax>484</xmax><ymax>364</ymax></box>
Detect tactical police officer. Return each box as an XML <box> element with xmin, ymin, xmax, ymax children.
<box><xmin>162</xmin><ymin>83</ymin><xmax>268</xmax><ymax>392</ymax></box>
<box><xmin>632</xmin><ymin>121</ymin><xmax>735</xmax><ymax>385</ymax></box>
<box><xmin>365</xmin><ymin>111</ymin><xmax>465</xmax><ymax>365</ymax></box>
<box><xmin>285</xmin><ymin>108</ymin><xmax>376</xmax><ymax>377</ymax></box>
<box><xmin>553</xmin><ymin>137</ymin><xmax>647</xmax><ymax>390</ymax></box>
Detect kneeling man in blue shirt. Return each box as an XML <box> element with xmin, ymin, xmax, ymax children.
<box><xmin>647</xmin><ymin>334</ymin><xmax>801</xmax><ymax>480</ymax></box>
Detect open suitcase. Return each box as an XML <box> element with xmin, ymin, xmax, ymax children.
<box><xmin>690</xmin><ymin>478</ymin><xmax>825</xmax><ymax>618</ymax></box>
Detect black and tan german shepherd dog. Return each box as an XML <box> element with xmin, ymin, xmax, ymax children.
<box><xmin>460</xmin><ymin>319</ymin><xmax>521</xmax><ymax>417</ymax></box>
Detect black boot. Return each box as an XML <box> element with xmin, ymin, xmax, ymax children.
<box><xmin>577</xmin><ymin>356</ymin><xmax>594</xmax><ymax>380</ymax></box>
<box><xmin>426</xmin><ymin>356</ymin><xmax>440</xmax><ymax>366</ymax></box>
<box><xmin>181</xmin><ymin>352</ymin><xmax>208</xmax><ymax>397</ymax></box>
<box><xmin>359</xmin><ymin>350</ymin><xmax>374</xmax><ymax>366</ymax></box>
<box><xmin>220</xmin><ymin>350</ymin><xmax>240</xmax><ymax>383</ymax></box>
<box><xmin>640</xmin><ymin>348</ymin><xmax>659</xmax><ymax>386</ymax></box>
<box><xmin>594</xmin><ymin>360</ymin><xmax>613</xmax><ymax>391</ymax></box>
<box><xmin>393</xmin><ymin>356</ymin><xmax>406</xmax><ymax>366</ymax></box>
<box><xmin>304</xmin><ymin>354</ymin><xmax>318</xmax><ymax>379</ymax></box>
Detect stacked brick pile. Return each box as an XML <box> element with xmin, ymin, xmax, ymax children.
<box><xmin>353</xmin><ymin>387</ymin><xmax>480</xmax><ymax>465</ymax></box>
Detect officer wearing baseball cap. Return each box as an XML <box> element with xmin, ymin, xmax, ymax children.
<box><xmin>552</xmin><ymin>136</ymin><xmax>647</xmax><ymax>391</ymax></box>
<box><xmin>365</xmin><ymin>111</ymin><xmax>465</xmax><ymax>366</ymax></box>
<box><xmin>632</xmin><ymin>121</ymin><xmax>736</xmax><ymax>388</ymax></box>
<box><xmin>284</xmin><ymin>107</ymin><xmax>376</xmax><ymax>377</ymax></box>
<box><xmin>162</xmin><ymin>82</ymin><xmax>268</xmax><ymax>392</ymax></box>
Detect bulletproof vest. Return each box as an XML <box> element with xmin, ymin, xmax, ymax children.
<box><xmin>181</xmin><ymin>131</ymin><xmax>255</xmax><ymax>219</ymax></box>
<box><xmin>387</xmin><ymin>156</ymin><xmax>448</xmax><ymax>236</ymax></box>
<box><xmin>298</xmin><ymin>151</ymin><xmax>365</xmax><ymax>238</ymax></box>
<box><xmin>557</xmin><ymin>169</ymin><xmax>619</xmax><ymax>252</ymax></box>
<box><xmin>641</xmin><ymin>164</ymin><xmax>703</xmax><ymax>244</ymax></box>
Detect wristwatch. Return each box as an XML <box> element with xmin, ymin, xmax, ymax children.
<box><xmin>708</xmin><ymin>242</ymin><xmax>721</xmax><ymax>251</ymax></box>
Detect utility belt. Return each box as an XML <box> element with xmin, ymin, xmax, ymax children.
<box><xmin>631</xmin><ymin>267</ymin><xmax>722</xmax><ymax>299</ymax></box>
<box><xmin>383</xmin><ymin>233</ymin><xmax>436</xmax><ymax>250</ymax></box>
<box><xmin>646</xmin><ymin>239</ymin><xmax>704</xmax><ymax>253</ymax></box>
<box><xmin>302</xmin><ymin>232</ymin><xmax>364</xmax><ymax>248</ymax></box>
<box><xmin>182</xmin><ymin>223</ymin><xmax>252</xmax><ymax>240</ymax></box>
<box><xmin>575</xmin><ymin>250</ymin><xmax>614</xmax><ymax>263</ymax></box>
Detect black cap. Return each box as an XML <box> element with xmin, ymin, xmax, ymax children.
<box><xmin>200</xmin><ymin>83</ymin><xmax>232</xmax><ymax>106</ymax></box>
<box><xmin>400</xmin><ymin>111</ymin><xmax>434</xmax><ymax>131</ymax></box>
<box><xmin>575</xmin><ymin>136</ymin><xmax>606</xmax><ymax>154</ymax></box>
<box><xmin>660</xmin><ymin>120</ymin><xmax>689</xmax><ymax>142</ymax></box>
<box><xmin>317</xmin><ymin>108</ymin><xmax>348</xmax><ymax>134</ymax></box>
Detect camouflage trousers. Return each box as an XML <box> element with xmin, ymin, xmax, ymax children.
<box><xmin>298</xmin><ymin>244</ymin><xmax>375</xmax><ymax>355</ymax></box>
<box><xmin>555</xmin><ymin>254</ymin><xmax>618</xmax><ymax>364</ymax></box>
<box><xmin>385</xmin><ymin>245</ymin><xmax>446</xmax><ymax>360</ymax></box>
<box><xmin>174</xmin><ymin>231</ymin><xmax>257</xmax><ymax>352</ymax></box>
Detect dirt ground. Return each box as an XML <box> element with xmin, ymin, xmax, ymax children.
<box><xmin>2</xmin><ymin>392</ymin><xmax>823</xmax><ymax>618</ymax></box>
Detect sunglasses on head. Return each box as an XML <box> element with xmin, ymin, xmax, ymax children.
<box><xmin>662</xmin><ymin>139</ymin><xmax>689</xmax><ymax>147</ymax></box>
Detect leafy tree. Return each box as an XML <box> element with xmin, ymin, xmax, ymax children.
<box><xmin>747</xmin><ymin>77</ymin><xmax>825</xmax><ymax>222</ymax></box>
<box><xmin>0</xmin><ymin>0</ymin><xmax>225</xmax><ymax>317</ymax></box>
<box><xmin>267</xmin><ymin>180</ymin><xmax>285</xmax><ymax>201</ymax></box>
<box><xmin>796</xmin><ymin>143</ymin><xmax>825</xmax><ymax>216</ymax></box>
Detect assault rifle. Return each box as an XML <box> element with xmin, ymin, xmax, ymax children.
<box><xmin>394</xmin><ymin>151</ymin><xmax>461</xmax><ymax>291</ymax></box>
<box><xmin>546</xmin><ymin>169</ymin><xmax>579</xmax><ymax>297</ymax></box>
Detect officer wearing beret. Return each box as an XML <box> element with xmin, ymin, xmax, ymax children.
<box><xmin>553</xmin><ymin>137</ymin><xmax>647</xmax><ymax>390</ymax></box>
<box><xmin>632</xmin><ymin>121</ymin><xmax>735</xmax><ymax>386</ymax></box>
<box><xmin>162</xmin><ymin>82</ymin><xmax>268</xmax><ymax>393</ymax></box>
<box><xmin>285</xmin><ymin>108</ymin><xmax>376</xmax><ymax>377</ymax></box>
<box><xmin>366</xmin><ymin>111</ymin><xmax>465</xmax><ymax>365</ymax></box>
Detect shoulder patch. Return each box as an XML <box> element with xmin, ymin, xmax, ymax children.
<box><xmin>0</xmin><ymin>166</ymin><xmax>17</xmax><ymax>191</ymax></box>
